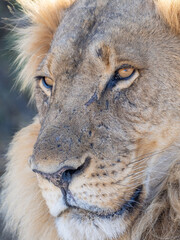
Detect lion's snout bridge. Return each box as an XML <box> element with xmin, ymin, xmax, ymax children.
<box><xmin>30</xmin><ymin>104</ymin><xmax>94</xmax><ymax>173</ymax></box>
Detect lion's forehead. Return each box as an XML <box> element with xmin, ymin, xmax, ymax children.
<box><xmin>52</xmin><ymin>0</ymin><xmax>157</xmax><ymax>53</ymax></box>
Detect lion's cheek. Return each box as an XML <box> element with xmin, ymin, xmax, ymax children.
<box><xmin>68</xmin><ymin>181</ymin><xmax>121</xmax><ymax>211</ymax></box>
<box><xmin>37</xmin><ymin>175</ymin><xmax>67</xmax><ymax>217</ymax></box>
<box><xmin>68</xmin><ymin>170</ymin><xmax>139</xmax><ymax>213</ymax></box>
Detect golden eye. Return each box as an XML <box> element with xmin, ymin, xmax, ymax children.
<box><xmin>39</xmin><ymin>77</ymin><xmax>54</xmax><ymax>96</ymax></box>
<box><xmin>105</xmin><ymin>65</ymin><xmax>139</xmax><ymax>90</ymax></box>
<box><xmin>118</xmin><ymin>67</ymin><xmax>135</xmax><ymax>79</ymax></box>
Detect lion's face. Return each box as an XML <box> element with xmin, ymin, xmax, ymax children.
<box><xmin>29</xmin><ymin>0</ymin><xmax>180</xmax><ymax>239</ymax></box>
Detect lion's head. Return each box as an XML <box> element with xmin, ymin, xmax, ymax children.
<box><xmin>1</xmin><ymin>0</ymin><xmax>180</xmax><ymax>240</ymax></box>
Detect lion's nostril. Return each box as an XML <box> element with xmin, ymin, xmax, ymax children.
<box><xmin>61</xmin><ymin>156</ymin><xmax>91</xmax><ymax>183</ymax></box>
<box><xmin>61</xmin><ymin>169</ymin><xmax>74</xmax><ymax>183</ymax></box>
<box><xmin>33</xmin><ymin>156</ymin><xmax>91</xmax><ymax>188</ymax></box>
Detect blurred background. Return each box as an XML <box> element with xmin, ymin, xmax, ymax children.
<box><xmin>0</xmin><ymin>1</ymin><xmax>36</xmax><ymax>239</ymax></box>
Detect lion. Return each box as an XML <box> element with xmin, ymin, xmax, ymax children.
<box><xmin>1</xmin><ymin>0</ymin><xmax>180</xmax><ymax>239</ymax></box>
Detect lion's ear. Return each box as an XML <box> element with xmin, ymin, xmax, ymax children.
<box><xmin>155</xmin><ymin>0</ymin><xmax>180</xmax><ymax>34</ymax></box>
<box><xmin>14</xmin><ymin>0</ymin><xmax>75</xmax><ymax>95</ymax></box>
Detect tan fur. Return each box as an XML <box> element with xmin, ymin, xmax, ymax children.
<box><xmin>1</xmin><ymin>0</ymin><xmax>180</xmax><ymax>239</ymax></box>
<box><xmin>155</xmin><ymin>0</ymin><xmax>180</xmax><ymax>33</ymax></box>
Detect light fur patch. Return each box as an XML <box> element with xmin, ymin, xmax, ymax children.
<box><xmin>154</xmin><ymin>0</ymin><xmax>180</xmax><ymax>33</ymax></box>
<box><xmin>56</xmin><ymin>213</ymin><xmax>127</xmax><ymax>240</ymax></box>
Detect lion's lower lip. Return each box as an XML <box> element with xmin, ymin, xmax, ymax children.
<box><xmin>59</xmin><ymin>186</ymin><xmax>143</xmax><ymax>219</ymax></box>
<box><xmin>100</xmin><ymin>185</ymin><xmax>143</xmax><ymax>219</ymax></box>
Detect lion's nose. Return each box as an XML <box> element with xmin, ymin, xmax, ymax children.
<box><xmin>33</xmin><ymin>157</ymin><xmax>91</xmax><ymax>188</ymax></box>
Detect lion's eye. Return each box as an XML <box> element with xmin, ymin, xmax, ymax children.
<box><xmin>39</xmin><ymin>77</ymin><xmax>54</xmax><ymax>96</ymax></box>
<box><xmin>106</xmin><ymin>65</ymin><xmax>139</xmax><ymax>90</ymax></box>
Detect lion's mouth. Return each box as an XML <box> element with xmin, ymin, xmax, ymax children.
<box><xmin>59</xmin><ymin>185</ymin><xmax>143</xmax><ymax>219</ymax></box>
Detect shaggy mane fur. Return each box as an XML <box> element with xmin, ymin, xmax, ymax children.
<box><xmin>1</xmin><ymin>119</ymin><xmax>59</xmax><ymax>240</ymax></box>
<box><xmin>133</xmin><ymin>161</ymin><xmax>180</xmax><ymax>240</ymax></box>
<box><xmin>155</xmin><ymin>0</ymin><xmax>180</xmax><ymax>34</ymax></box>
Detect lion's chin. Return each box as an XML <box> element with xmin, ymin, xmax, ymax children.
<box><xmin>55</xmin><ymin>209</ymin><xmax>128</xmax><ymax>240</ymax></box>
<box><xmin>54</xmin><ymin>185</ymin><xmax>142</xmax><ymax>240</ymax></box>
